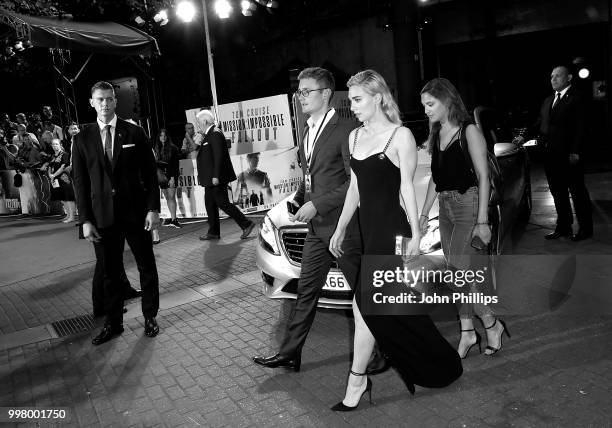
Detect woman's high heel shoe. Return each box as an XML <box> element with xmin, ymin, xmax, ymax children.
<box><xmin>331</xmin><ymin>370</ymin><xmax>372</xmax><ymax>412</ymax></box>
<box><xmin>458</xmin><ymin>328</ymin><xmax>482</xmax><ymax>359</ymax></box>
<box><xmin>484</xmin><ymin>318</ymin><xmax>511</xmax><ymax>356</ymax></box>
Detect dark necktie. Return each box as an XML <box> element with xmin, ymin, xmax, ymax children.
<box><xmin>552</xmin><ymin>92</ymin><xmax>561</xmax><ymax>109</ymax></box>
<box><xmin>104</xmin><ymin>125</ymin><xmax>113</xmax><ymax>163</ymax></box>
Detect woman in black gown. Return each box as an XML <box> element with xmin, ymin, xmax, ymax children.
<box><xmin>329</xmin><ymin>70</ymin><xmax>462</xmax><ymax>411</ymax></box>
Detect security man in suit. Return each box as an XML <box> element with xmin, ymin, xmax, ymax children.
<box><xmin>537</xmin><ymin>65</ymin><xmax>592</xmax><ymax>241</ymax></box>
<box><xmin>72</xmin><ymin>81</ymin><xmax>161</xmax><ymax>345</ymax></box>
<box><xmin>253</xmin><ymin>67</ymin><xmax>366</xmax><ymax>372</ymax></box>
<box><xmin>195</xmin><ymin>109</ymin><xmax>255</xmax><ymax>241</ymax></box>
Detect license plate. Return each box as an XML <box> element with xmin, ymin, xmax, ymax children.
<box><xmin>323</xmin><ymin>271</ymin><xmax>351</xmax><ymax>291</ymax></box>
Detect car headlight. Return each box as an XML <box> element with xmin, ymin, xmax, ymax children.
<box><xmin>420</xmin><ymin>218</ymin><xmax>441</xmax><ymax>254</ymax></box>
<box><xmin>259</xmin><ymin>215</ymin><xmax>280</xmax><ymax>255</ymax></box>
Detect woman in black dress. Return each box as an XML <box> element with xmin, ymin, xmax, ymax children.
<box><xmin>329</xmin><ymin>70</ymin><xmax>462</xmax><ymax>411</ymax></box>
<box><xmin>48</xmin><ymin>138</ymin><xmax>76</xmax><ymax>222</ymax></box>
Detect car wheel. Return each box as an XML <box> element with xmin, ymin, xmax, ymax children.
<box><xmin>519</xmin><ymin>179</ymin><xmax>532</xmax><ymax>222</ymax></box>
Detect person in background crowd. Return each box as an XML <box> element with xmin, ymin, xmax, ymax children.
<box><xmin>419</xmin><ymin>77</ymin><xmax>509</xmax><ymax>359</ymax></box>
<box><xmin>42</xmin><ymin>105</ymin><xmax>60</xmax><ymax>125</ymax></box>
<box><xmin>39</xmin><ymin>130</ymin><xmax>54</xmax><ymax>155</ymax></box>
<box><xmin>0</xmin><ymin>128</ymin><xmax>16</xmax><ymax>170</ymax></box>
<box><xmin>72</xmin><ymin>80</ymin><xmax>161</xmax><ymax>345</ymax></box>
<box><xmin>48</xmin><ymin>138</ymin><xmax>76</xmax><ymax>222</ymax></box>
<box><xmin>249</xmin><ymin>190</ymin><xmax>259</xmax><ymax>207</ymax></box>
<box><xmin>12</xmin><ymin>123</ymin><xmax>39</xmax><ymax>149</ymax></box>
<box><xmin>181</xmin><ymin>122</ymin><xmax>199</xmax><ymax>159</ymax></box>
<box><xmin>328</xmin><ymin>70</ymin><xmax>462</xmax><ymax>411</ymax></box>
<box><xmin>65</xmin><ymin>122</ymin><xmax>80</xmax><ymax>154</ymax></box>
<box><xmin>43</xmin><ymin>120</ymin><xmax>64</xmax><ymax>142</ymax></box>
<box><xmin>154</xmin><ymin>128</ymin><xmax>182</xmax><ymax>229</ymax></box>
<box><xmin>195</xmin><ymin>109</ymin><xmax>255</xmax><ymax>241</ymax></box>
<box><xmin>1</xmin><ymin>113</ymin><xmax>16</xmax><ymax>138</ymax></box>
<box><xmin>253</xmin><ymin>67</ymin><xmax>364</xmax><ymax>374</ymax></box>
<box><xmin>29</xmin><ymin>113</ymin><xmax>44</xmax><ymax>140</ymax></box>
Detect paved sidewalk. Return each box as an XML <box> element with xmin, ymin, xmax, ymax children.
<box><xmin>1</xmin><ymin>165</ymin><xmax>612</xmax><ymax>427</ymax></box>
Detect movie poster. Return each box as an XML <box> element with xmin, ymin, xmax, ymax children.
<box><xmin>0</xmin><ymin>170</ymin><xmax>21</xmax><ymax>214</ymax></box>
<box><xmin>168</xmin><ymin>95</ymin><xmax>299</xmax><ymax>219</ymax></box>
<box><xmin>159</xmin><ymin>147</ymin><xmax>302</xmax><ymax>219</ymax></box>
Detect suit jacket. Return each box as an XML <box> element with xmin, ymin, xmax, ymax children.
<box><xmin>294</xmin><ymin>112</ymin><xmax>357</xmax><ymax>241</ymax></box>
<box><xmin>538</xmin><ymin>85</ymin><xmax>587</xmax><ymax>156</ymax></box>
<box><xmin>72</xmin><ymin>118</ymin><xmax>160</xmax><ymax>229</ymax></box>
<box><xmin>196</xmin><ymin>126</ymin><xmax>236</xmax><ymax>186</ymax></box>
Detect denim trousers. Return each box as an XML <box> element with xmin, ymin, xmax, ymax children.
<box><xmin>438</xmin><ymin>186</ymin><xmax>493</xmax><ymax>319</ymax></box>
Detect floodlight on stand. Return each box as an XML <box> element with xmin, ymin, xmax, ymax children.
<box><xmin>214</xmin><ymin>0</ymin><xmax>232</xmax><ymax>18</ymax></box>
<box><xmin>176</xmin><ymin>1</ymin><xmax>196</xmax><ymax>22</ymax></box>
<box><xmin>135</xmin><ymin>15</ymin><xmax>146</xmax><ymax>25</ymax></box>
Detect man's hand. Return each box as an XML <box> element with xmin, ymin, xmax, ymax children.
<box><xmin>569</xmin><ymin>153</ymin><xmax>580</xmax><ymax>165</ymax></box>
<box><xmin>294</xmin><ymin>201</ymin><xmax>317</xmax><ymax>223</ymax></box>
<box><xmin>168</xmin><ymin>177</ymin><xmax>175</xmax><ymax>187</ymax></box>
<box><xmin>144</xmin><ymin>211</ymin><xmax>160</xmax><ymax>231</ymax></box>
<box><xmin>83</xmin><ymin>221</ymin><xmax>101</xmax><ymax>243</ymax></box>
<box><xmin>212</xmin><ymin>177</ymin><xmax>219</xmax><ymax>186</ymax></box>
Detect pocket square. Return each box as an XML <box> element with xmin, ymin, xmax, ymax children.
<box><xmin>122</xmin><ymin>144</ymin><xmax>135</xmax><ymax>148</ymax></box>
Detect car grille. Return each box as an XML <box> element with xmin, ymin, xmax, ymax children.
<box><xmin>280</xmin><ymin>230</ymin><xmax>307</xmax><ymax>264</ymax></box>
<box><xmin>280</xmin><ymin>229</ymin><xmax>339</xmax><ymax>268</ymax></box>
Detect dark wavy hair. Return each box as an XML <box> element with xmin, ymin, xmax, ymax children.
<box><xmin>420</xmin><ymin>78</ymin><xmax>471</xmax><ymax>153</ymax></box>
<box><xmin>154</xmin><ymin>128</ymin><xmax>176</xmax><ymax>161</ymax></box>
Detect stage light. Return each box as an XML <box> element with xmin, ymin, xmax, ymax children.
<box><xmin>135</xmin><ymin>15</ymin><xmax>145</xmax><ymax>25</ymax></box>
<box><xmin>215</xmin><ymin>0</ymin><xmax>232</xmax><ymax>18</ymax></box>
<box><xmin>14</xmin><ymin>41</ymin><xmax>24</xmax><ymax>52</ymax></box>
<box><xmin>578</xmin><ymin>67</ymin><xmax>590</xmax><ymax>79</ymax></box>
<box><xmin>153</xmin><ymin>9</ymin><xmax>169</xmax><ymax>25</ymax></box>
<box><xmin>176</xmin><ymin>1</ymin><xmax>196</xmax><ymax>23</ymax></box>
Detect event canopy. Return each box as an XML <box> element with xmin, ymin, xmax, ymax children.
<box><xmin>0</xmin><ymin>9</ymin><xmax>160</xmax><ymax>56</ymax></box>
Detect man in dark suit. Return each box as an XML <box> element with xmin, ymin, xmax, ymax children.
<box><xmin>253</xmin><ymin>67</ymin><xmax>364</xmax><ymax>372</ymax></box>
<box><xmin>195</xmin><ymin>109</ymin><xmax>255</xmax><ymax>240</ymax></box>
<box><xmin>72</xmin><ymin>81</ymin><xmax>161</xmax><ymax>345</ymax></box>
<box><xmin>537</xmin><ymin>65</ymin><xmax>592</xmax><ymax>241</ymax></box>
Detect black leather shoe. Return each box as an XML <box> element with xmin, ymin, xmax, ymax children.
<box><xmin>92</xmin><ymin>324</ymin><xmax>124</xmax><ymax>345</ymax></box>
<box><xmin>241</xmin><ymin>222</ymin><xmax>255</xmax><ymax>239</ymax></box>
<box><xmin>199</xmin><ymin>234</ymin><xmax>220</xmax><ymax>241</ymax></box>
<box><xmin>544</xmin><ymin>230</ymin><xmax>572</xmax><ymax>240</ymax></box>
<box><xmin>252</xmin><ymin>353</ymin><xmax>301</xmax><ymax>372</ymax></box>
<box><xmin>124</xmin><ymin>288</ymin><xmax>142</xmax><ymax>300</ymax></box>
<box><xmin>571</xmin><ymin>230</ymin><xmax>593</xmax><ymax>242</ymax></box>
<box><xmin>144</xmin><ymin>317</ymin><xmax>159</xmax><ymax>337</ymax></box>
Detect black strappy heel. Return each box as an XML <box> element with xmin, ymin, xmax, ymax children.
<box><xmin>484</xmin><ymin>318</ymin><xmax>511</xmax><ymax>356</ymax></box>
<box><xmin>331</xmin><ymin>370</ymin><xmax>373</xmax><ymax>412</ymax></box>
<box><xmin>458</xmin><ymin>328</ymin><xmax>482</xmax><ymax>359</ymax></box>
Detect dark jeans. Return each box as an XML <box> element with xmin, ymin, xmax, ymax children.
<box><xmin>544</xmin><ymin>153</ymin><xmax>593</xmax><ymax>233</ymax></box>
<box><xmin>279</xmin><ymin>231</ymin><xmax>361</xmax><ymax>358</ymax></box>
<box><xmin>439</xmin><ymin>187</ymin><xmax>493</xmax><ymax>319</ymax></box>
<box><xmin>204</xmin><ymin>184</ymin><xmax>251</xmax><ymax>236</ymax></box>
<box><xmin>97</xmin><ymin>224</ymin><xmax>159</xmax><ymax>327</ymax></box>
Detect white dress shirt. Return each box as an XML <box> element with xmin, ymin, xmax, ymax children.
<box><xmin>97</xmin><ymin>115</ymin><xmax>118</xmax><ymax>157</ymax></box>
<box><xmin>305</xmin><ymin>108</ymin><xmax>335</xmax><ymax>162</ymax></box>
<box><xmin>552</xmin><ymin>85</ymin><xmax>571</xmax><ymax>108</ymax></box>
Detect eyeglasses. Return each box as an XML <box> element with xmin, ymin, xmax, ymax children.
<box><xmin>295</xmin><ymin>87</ymin><xmax>329</xmax><ymax>98</ymax></box>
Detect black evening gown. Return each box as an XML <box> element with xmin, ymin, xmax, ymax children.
<box><xmin>351</xmin><ymin>150</ymin><xmax>462</xmax><ymax>392</ymax></box>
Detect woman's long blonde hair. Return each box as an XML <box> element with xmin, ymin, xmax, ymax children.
<box><xmin>347</xmin><ymin>70</ymin><xmax>402</xmax><ymax>125</ymax></box>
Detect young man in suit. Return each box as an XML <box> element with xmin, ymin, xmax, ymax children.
<box><xmin>537</xmin><ymin>65</ymin><xmax>592</xmax><ymax>241</ymax></box>
<box><xmin>195</xmin><ymin>109</ymin><xmax>255</xmax><ymax>241</ymax></box>
<box><xmin>72</xmin><ymin>81</ymin><xmax>161</xmax><ymax>345</ymax></box>
<box><xmin>252</xmin><ymin>67</ymin><xmax>366</xmax><ymax>372</ymax></box>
